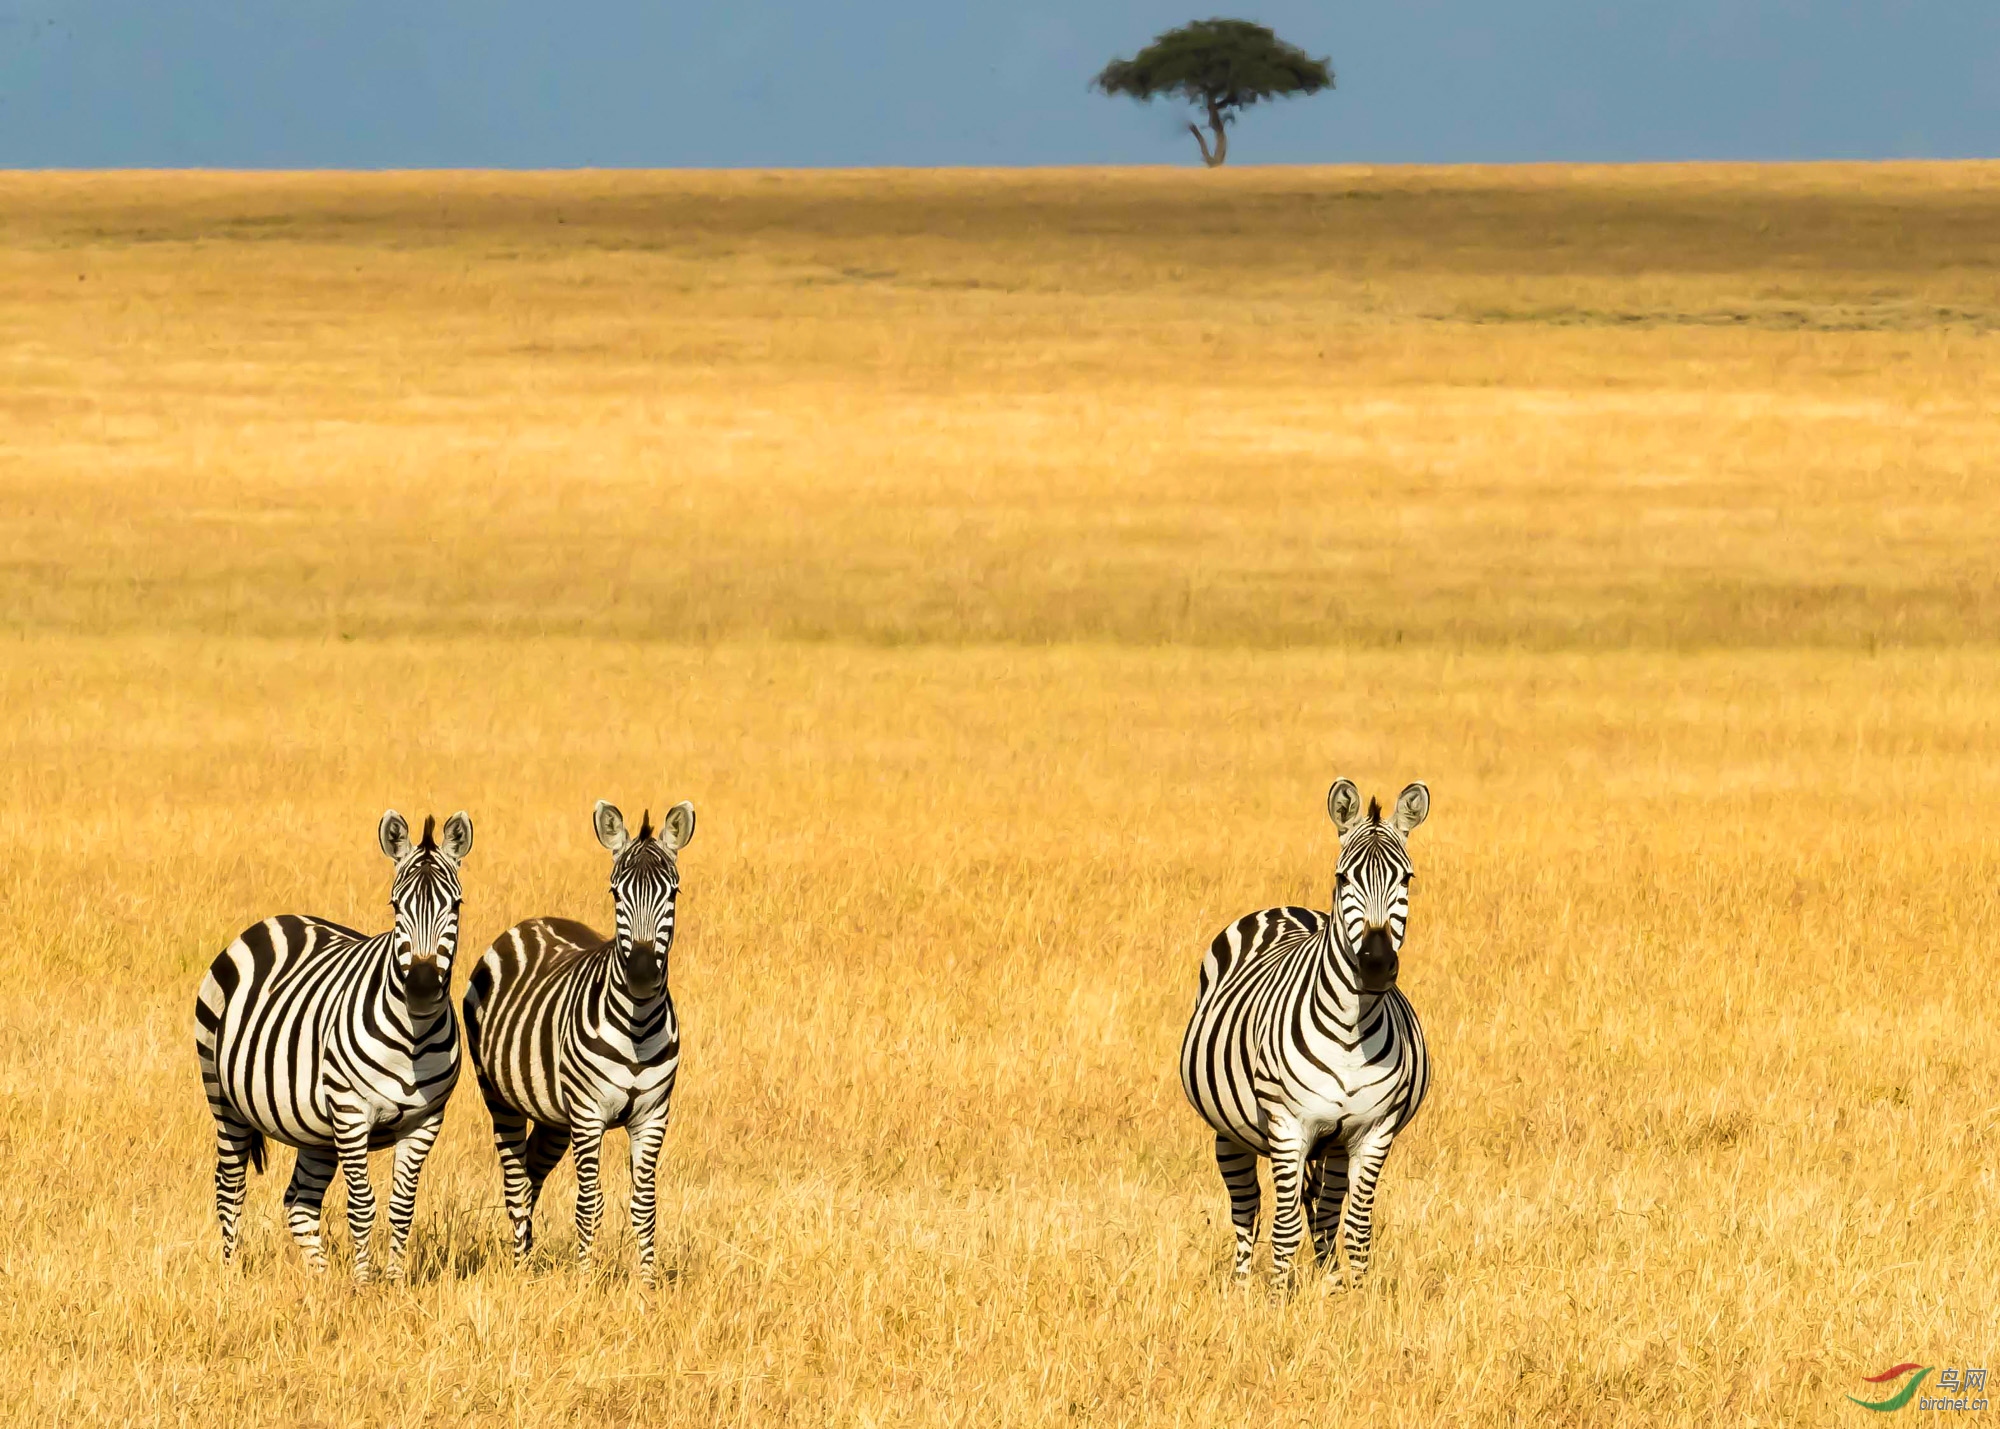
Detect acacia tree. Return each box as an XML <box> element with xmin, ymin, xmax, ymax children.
<box><xmin>1093</xmin><ymin>19</ymin><xmax>1333</xmax><ymax>168</ymax></box>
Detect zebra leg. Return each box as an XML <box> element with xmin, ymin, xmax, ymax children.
<box><xmin>381</xmin><ymin>1108</ymin><xmax>447</xmax><ymax>1282</ymax></box>
<box><xmin>524</xmin><ymin>1122</ymin><xmax>572</xmax><ymax>1214</ymax></box>
<box><xmin>1300</xmin><ymin>1155</ymin><xmax>1322</xmax><ymax>1258</ymax></box>
<box><xmin>628</xmin><ymin>1116</ymin><xmax>669</xmax><ymax>1288</ymax></box>
<box><xmin>570</xmin><ymin>1119</ymin><xmax>607</xmax><ymax>1275</ymax></box>
<box><xmin>1213</xmin><ymin>1132</ymin><xmax>1261</xmax><ymax>1279</ymax></box>
<box><xmin>211</xmin><ymin>1111</ymin><xmax>261</xmax><ymax>1264</ymax></box>
<box><xmin>333</xmin><ymin>1123</ymin><xmax>378</xmax><ymax>1283</ymax></box>
<box><xmin>282</xmin><ymin>1147</ymin><xmax>337</xmax><ymax>1272</ymax></box>
<box><xmin>1264</xmin><ymin>1111</ymin><xmax>1311</xmax><ymax>1294</ymax></box>
<box><xmin>511</xmin><ymin>1121</ymin><xmax>572</xmax><ymax>1264</ymax></box>
<box><xmin>1338</xmin><ymin>1127</ymin><xmax>1397</xmax><ymax>1290</ymax></box>
<box><xmin>489</xmin><ymin>1107</ymin><xmax>532</xmax><ymax>1261</ymax></box>
<box><xmin>1310</xmin><ymin>1144</ymin><xmax>1351</xmax><ymax>1282</ymax></box>
<box><xmin>485</xmin><ymin>1090</ymin><xmax>538</xmax><ymax>1262</ymax></box>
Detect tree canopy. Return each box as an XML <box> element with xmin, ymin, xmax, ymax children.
<box><xmin>1092</xmin><ymin>19</ymin><xmax>1333</xmax><ymax>167</ymax></box>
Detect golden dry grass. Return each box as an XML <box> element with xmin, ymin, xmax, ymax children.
<box><xmin>1</xmin><ymin>165</ymin><xmax>1997</xmax><ymax>1426</ymax></box>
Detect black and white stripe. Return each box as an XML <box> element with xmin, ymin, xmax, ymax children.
<box><xmin>1180</xmin><ymin>778</ymin><xmax>1432</xmax><ymax>1292</ymax></box>
<box><xmin>463</xmin><ymin>798</ymin><xmax>694</xmax><ymax>1284</ymax></box>
<box><xmin>194</xmin><ymin>810</ymin><xmax>472</xmax><ymax>1281</ymax></box>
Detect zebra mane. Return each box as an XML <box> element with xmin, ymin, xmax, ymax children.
<box><xmin>419</xmin><ymin>815</ymin><xmax>437</xmax><ymax>851</ymax></box>
<box><xmin>638</xmin><ymin>809</ymin><xmax>654</xmax><ymax>841</ymax></box>
<box><xmin>1366</xmin><ymin>797</ymin><xmax>1381</xmax><ymax>825</ymax></box>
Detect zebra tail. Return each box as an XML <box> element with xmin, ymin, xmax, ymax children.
<box><xmin>249</xmin><ymin>1131</ymin><xmax>267</xmax><ymax>1176</ymax></box>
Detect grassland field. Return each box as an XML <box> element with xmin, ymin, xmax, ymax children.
<box><xmin>2</xmin><ymin>164</ymin><xmax>1998</xmax><ymax>1426</ymax></box>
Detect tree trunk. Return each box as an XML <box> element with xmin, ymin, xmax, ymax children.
<box><xmin>1189</xmin><ymin>97</ymin><xmax>1228</xmax><ymax>168</ymax></box>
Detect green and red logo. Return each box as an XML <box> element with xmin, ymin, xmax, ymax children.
<box><xmin>1849</xmin><ymin>1364</ymin><xmax>1931</xmax><ymax>1413</ymax></box>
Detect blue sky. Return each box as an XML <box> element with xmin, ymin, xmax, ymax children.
<box><xmin>2</xmin><ymin>1</ymin><xmax>1995</xmax><ymax>167</ymax></box>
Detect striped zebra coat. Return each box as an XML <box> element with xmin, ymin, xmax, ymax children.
<box><xmin>194</xmin><ymin>810</ymin><xmax>472</xmax><ymax>1281</ymax></box>
<box><xmin>1180</xmin><ymin>779</ymin><xmax>1431</xmax><ymax>1292</ymax></box>
<box><xmin>463</xmin><ymin>799</ymin><xmax>694</xmax><ymax>1284</ymax></box>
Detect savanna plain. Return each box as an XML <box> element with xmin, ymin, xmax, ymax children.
<box><xmin>2</xmin><ymin>164</ymin><xmax>1998</xmax><ymax>1426</ymax></box>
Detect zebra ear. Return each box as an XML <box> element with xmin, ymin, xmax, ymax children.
<box><xmin>378</xmin><ymin>810</ymin><xmax>412</xmax><ymax>861</ymax></box>
<box><xmin>439</xmin><ymin>811</ymin><xmax>474</xmax><ymax>862</ymax></box>
<box><xmin>660</xmin><ymin>801</ymin><xmax>696</xmax><ymax>852</ymax></box>
<box><xmin>594</xmin><ymin>800</ymin><xmax>631</xmax><ymax>854</ymax></box>
<box><xmin>1327</xmin><ymin>779</ymin><xmax>1363</xmax><ymax>835</ymax></box>
<box><xmin>1392</xmin><ymin>782</ymin><xmax>1430</xmax><ymax>835</ymax></box>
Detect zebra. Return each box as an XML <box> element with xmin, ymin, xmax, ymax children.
<box><xmin>1180</xmin><ymin>778</ymin><xmax>1432</xmax><ymax>1294</ymax></box>
<box><xmin>194</xmin><ymin>810</ymin><xmax>472</xmax><ymax>1282</ymax></box>
<box><xmin>463</xmin><ymin>798</ymin><xmax>694</xmax><ymax>1285</ymax></box>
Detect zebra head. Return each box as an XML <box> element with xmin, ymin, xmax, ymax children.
<box><xmin>593</xmin><ymin>799</ymin><xmax>695</xmax><ymax>1002</ymax></box>
<box><xmin>1327</xmin><ymin>779</ymin><xmax>1429</xmax><ymax>994</ymax></box>
<box><xmin>378</xmin><ymin>809</ymin><xmax>473</xmax><ymax>1018</ymax></box>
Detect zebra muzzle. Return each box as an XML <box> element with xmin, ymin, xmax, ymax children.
<box><xmin>1356</xmin><ymin>927</ymin><xmax>1398</xmax><ymax>992</ymax></box>
<box><xmin>628</xmin><ymin>943</ymin><xmax>665</xmax><ymax>997</ymax></box>
<box><xmin>406</xmin><ymin>959</ymin><xmax>447</xmax><ymax>1008</ymax></box>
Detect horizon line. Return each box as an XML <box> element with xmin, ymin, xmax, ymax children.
<box><xmin>5</xmin><ymin>157</ymin><xmax>1999</xmax><ymax>178</ymax></box>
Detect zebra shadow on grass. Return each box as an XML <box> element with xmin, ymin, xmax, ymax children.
<box><xmin>407</xmin><ymin>1199</ymin><xmax>704</xmax><ymax>1287</ymax></box>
